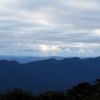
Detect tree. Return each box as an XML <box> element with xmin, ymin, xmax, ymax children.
<box><xmin>6</xmin><ymin>88</ymin><xmax>33</xmax><ymax>100</ymax></box>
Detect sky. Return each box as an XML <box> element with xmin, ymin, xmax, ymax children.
<box><xmin>0</xmin><ymin>0</ymin><xmax>100</xmax><ymax>57</ymax></box>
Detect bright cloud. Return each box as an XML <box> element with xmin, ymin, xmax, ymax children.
<box><xmin>78</xmin><ymin>48</ymin><xmax>85</xmax><ymax>53</ymax></box>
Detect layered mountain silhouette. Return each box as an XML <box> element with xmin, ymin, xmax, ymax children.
<box><xmin>0</xmin><ymin>56</ymin><xmax>64</xmax><ymax>64</ymax></box>
<box><xmin>0</xmin><ymin>57</ymin><xmax>100</xmax><ymax>94</ymax></box>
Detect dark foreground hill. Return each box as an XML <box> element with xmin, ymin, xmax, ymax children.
<box><xmin>1</xmin><ymin>79</ymin><xmax>100</xmax><ymax>100</ymax></box>
<box><xmin>0</xmin><ymin>57</ymin><xmax>100</xmax><ymax>93</ymax></box>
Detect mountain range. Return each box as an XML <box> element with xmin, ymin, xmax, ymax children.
<box><xmin>0</xmin><ymin>57</ymin><xmax>100</xmax><ymax>94</ymax></box>
<box><xmin>0</xmin><ymin>56</ymin><xmax>64</xmax><ymax>64</ymax></box>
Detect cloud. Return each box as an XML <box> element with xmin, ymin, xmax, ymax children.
<box><xmin>0</xmin><ymin>0</ymin><xmax>100</xmax><ymax>56</ymax></box>
<box><xmin>78</xmin><ymin>48</ymin><xmax>85</xmax><ymax>53</ymax></box>
<box><xmin>65</xmin><ymin>48</ymin><xmax>71</xmax><ymax>52</ymax></box>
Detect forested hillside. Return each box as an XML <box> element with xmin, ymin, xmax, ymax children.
<box><xmin>0</xmin><ymin>79</ymin><xmax>100</xmax><ymax>100</ymax></box>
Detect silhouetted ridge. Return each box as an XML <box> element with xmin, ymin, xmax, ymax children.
<box><xmin>26</xmin><ymin>58</ymin><xmax>57</xmax><ymax>65</ymax></box>
<box><xmin>1</xmin><ymin>56</ymin><xmax>64</xmax><ymax>64</ymax></box>
<box><xmin>0</xmin><ymin>60</ymin><xmax>19</xmax><ymax>64</ymax></box>
<box><xmin>0</xmin><ymin>57</ymin><xmax>100</xmax><ymax>93</ymax></box>
<box><xmin>42</xmin><ymin>58</ymin><xmax>57</xmax><ymax>62</ymax></box>
<box><xmin>0</xmin><ymin>60</ymin><xmax>8</xmax><ymax>63</ymax></box>
<box><xmin>71</xmin><ymin>57</ymin><xmax>80</xmax><ymax>59</ymax></box>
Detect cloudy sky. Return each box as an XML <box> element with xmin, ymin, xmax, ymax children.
<box><xmin>0</xmin><ymin>0</ymin><xmax>100</xmax><ymax>57</ymax></box>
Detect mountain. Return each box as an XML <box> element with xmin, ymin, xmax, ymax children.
<box><xmin>0</xmin><ymin>56</ymin><xmax>64</xmax><ymax>64</ymax></box>
<box><xmin>0</xmin><ymin>57</ymin><xmax>100</xmax><ymax>94</ymax></box>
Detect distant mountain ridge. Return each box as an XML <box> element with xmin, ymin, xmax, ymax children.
<box><xmin>0</xmin><ymin>57</ymin><xmax>100</xmax><ymax>93</ymax></box>
<box><xmin>0</xmin><ymin>56</ymin><xmax>64</xmax><ymax>64</ymax></box>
